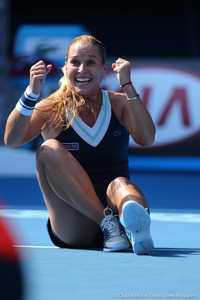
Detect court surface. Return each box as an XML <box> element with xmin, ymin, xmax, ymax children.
<box><xmin>1</xmin><ymin>208</ymin><xmax>199</xmax><ymax>300</ymax></box>
<box><xmin>0</xmin><ymin>148</ymin><xmax>200</xmax><ymax>300</ymax></box>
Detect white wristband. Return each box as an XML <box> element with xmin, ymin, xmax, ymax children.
<box><xmin>26</xmin><ymin>86</ymin><xmax>40</xmax><ymax>99</ymax></box>
<box><xmin>16</xmin><ymin>86</ymin><xmax>40</xmax><ymax>116</ymax></box>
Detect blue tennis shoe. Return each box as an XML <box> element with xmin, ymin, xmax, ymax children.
<box><xmin>121</xmin><ymin>200</ymin><xmax>154</xmax><ymax>255</ymax></box>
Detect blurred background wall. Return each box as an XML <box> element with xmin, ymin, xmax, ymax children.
<box><xmin>1</xmin><ymin>0</ymin><xmax>200</xmax><ymax>154</ymax></box>
<box><xmin>9</xmin><ymin>0</ymin><xmax>200</xmax><ymax>58</ymax></box>
<box><xmin>0</xmin><ymin>0</ymin><xmax>13</xmax><ymax>145</ymax></box>
<box><xmin>1</xmin><ymin>0</ymin><xmax>200</xmax><ymax>210</ymax></box>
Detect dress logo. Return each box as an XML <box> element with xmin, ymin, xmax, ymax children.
<box><xmin>113</xmin><ymin>130</ymin><xmax>121</xmax><ymax>137</ymax></box>
<box><xmin>62</xmin><ymin>143</ymin><xmax>79</xmax><ymax>150</ymax></box>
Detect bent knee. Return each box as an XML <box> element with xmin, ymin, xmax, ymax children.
<box><xmin>107</xmin><ymin>177</ymin><xmax>129</xmax><ymax>196</ymax></box>
<box><xmin>36</xmin><ymin>139</ymin><xmax>68</xmax><ymax>163</ymax></box>
<box><xmin>38</xmin><ymin>138</ymin><xmax>62</xmax><ymax>150</ymax></box>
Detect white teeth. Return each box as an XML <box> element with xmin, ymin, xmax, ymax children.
<box><xmin>76</xmin><ymin>78</ymin><xmax>91</xmax><ymax>82</ymax></box>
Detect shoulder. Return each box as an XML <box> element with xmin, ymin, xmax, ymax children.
<box><xmin>34</xmin><ymin>99</ymin><xmax>60</xmax><ymax>137</ymax></box>
<box><xmin>33</xmin><ymin>99</ymin><xmax>52</xmax><ymax>126</ymax></box>
<box><xmin>106</xmin><ymin>90</ymin><xmax>127</xmax><ymax>122</ymax></box>
<box><xmin>35</xmin><ymin>98</ymin><xmax>52</xmax><ymax>110</ymax></box>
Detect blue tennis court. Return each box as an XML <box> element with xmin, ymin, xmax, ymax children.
<box><xmin>0</xmin><ymin>148</ymin><xmax>200</xmax><ymax>300</ymax></box>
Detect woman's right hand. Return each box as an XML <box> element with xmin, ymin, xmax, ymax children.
<box><xmin>29</xmin><ymin>60</ymin><xmax>52</xmax><ymax>95</ymax></box>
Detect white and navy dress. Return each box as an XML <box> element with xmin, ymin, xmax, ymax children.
<box><xmin>55</xmin><ymin>90</ymin><xmax>130</xmax><ymax>206</ymax></box>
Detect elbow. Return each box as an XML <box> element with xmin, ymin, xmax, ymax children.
<box><xmin>143</xmin><ymin>124</ymin><xmax>156</xmax><ymax>146</ymax></box>
<box><xmin>4</xmin><ymin>134</ymin><xmax>21</xmax><ymax>148</ymax></box>
<box><xmin>136</xmin><ymin>128</ymin><xmax>156</xmax><ymax>147</ymax></box>
<box><xmin>144</xmin><ymin>131</ymin><xmax>156</xmax><ymax>147</ymax></box>
<box><xmin>135</xmin><ymin>138</ymin><xmax>154</xmax><ymax>147</ymax></box>
<box><xmin>141</xmin><ymin>136</ymin><xmax>155</xmax><ymax>147</ymax></box>
<box><xmin>4</xmin><ymin>138</ymin><xmax>15</xmax><ymax>148</ymax></box>
<box><xmin>4</xmin><ymin>134</ymin><xmax>10</xmax><ymax>147</ymax></box>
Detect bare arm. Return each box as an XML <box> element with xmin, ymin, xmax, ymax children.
<box><xmin>112</xmin><ymin>58</ymin><xmax>155</xmax><ymax>146</ymax></box>
<box><xmin>122</xmin><ymin>85</ymin><xmax>155</xmax><ymax>146</ymax></box>
<box><xmin>4</xmin><ymin>61</ymin><xmax>52</xmax><ymax>147</ymax></box>
<box><xmin>5</xmin><ymin>109</ymin><xmax>35</xmax><ymax>147</ymax></box>
<box><xmin>4</xmin><ymin>105</ymin><xmax>49</xmax><ymax>147</ymax></box>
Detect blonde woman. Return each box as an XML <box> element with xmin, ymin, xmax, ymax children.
<box><xmin>5</xmin><ymin>35</ymin><xmax>155</xmax><ymax>254</ymax></box>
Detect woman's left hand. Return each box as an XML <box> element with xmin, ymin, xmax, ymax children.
<box><xmin>112</xmin><ymin>58</ymin><xmax>131</xmax><ymax>86</ymax></box>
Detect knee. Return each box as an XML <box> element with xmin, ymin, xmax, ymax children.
<box><xmin>36</xmin><ymin>139</ymin><xmax>67</xmax><ymax>164</ymax></box>
<box><xmin>36</xmin><ymin>139</ymin><xmax>60</xmax><ymax>159</ymax></box>
<box><xmin>107</xmin><ymin>177</ymin><xmax>128</xmax><ymax>197</ymax></box>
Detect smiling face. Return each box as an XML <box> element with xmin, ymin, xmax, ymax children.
<box><xmin>65</xmin><ymin>42</ymin><xmax>107</xmax><ymax>96</ymax></box>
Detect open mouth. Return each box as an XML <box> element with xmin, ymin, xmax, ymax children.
<box><xmin>75</xmin><ymin>78</ymin><xmax>92</xmax><ymax>84</ymax></box>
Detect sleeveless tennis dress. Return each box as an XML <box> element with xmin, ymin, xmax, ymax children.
<box><xmin>55</xmin><ymin>90</ymin><xmax>130</xmax><ymax>206</ymax></box>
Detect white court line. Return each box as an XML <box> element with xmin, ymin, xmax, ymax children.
<box><xmin>150</xmin><ymin>212</ymin><xmax>200</xmax><ymax>223</ymax></box>
<box><xmin>0</xmin><ymin>209</ymin><xmax>49</xmax><ymax>219</ymax></box>
<box><xmin>1</xmin><ymin>209</ymin><xmax>200</xmax><ymax>223</ymax></box>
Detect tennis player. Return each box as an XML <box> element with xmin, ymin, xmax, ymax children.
<box><xmin>4</xmin><ymin>35</ymin><xmax>155</xmax><ymax>254</ymax></box>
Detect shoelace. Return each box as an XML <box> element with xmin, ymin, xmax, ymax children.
<box><xmin>102</xmin><ymin>207</ymin><xmax>127</xmax><ymax>238</ymax></box>
<box><xmin>103</xmin><ymin>207</ymin><xmax>113</xmax><ymax>217</ymax></box>
<box><xmin>102</xmin><ymin>216</ymin><xmax>126</xmax><ymax>239</ymax></box>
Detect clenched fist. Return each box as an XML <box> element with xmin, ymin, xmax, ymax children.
<box><xmin>29</xmin><ymin>60</ymin><xmax>52</xmax><ymax>95</ymax></box>
<box><xmin>112</xmin><ymin>58</ymin><xmax>131</xmax><ymax>87</ymax></box>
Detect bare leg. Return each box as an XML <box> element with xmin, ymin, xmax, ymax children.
<box><xmin>106</xmin><ymin>177</ymin><xmax>154</xmax><ymax>255</ymax></box>
<box><xmin>36</xmin><ymin>139</ymin><xmax>105</xmax><ymax>248</ymax></box>
<box><xmin>106</xmin><ymin>177</ymin><xmax>149</xmax><ymax>218</ymax></box>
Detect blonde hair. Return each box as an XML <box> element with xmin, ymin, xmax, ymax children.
<box><xmin>39</xmin><ymin>35</ymin><xmax>106</xmax><ymax>129</ymax></box>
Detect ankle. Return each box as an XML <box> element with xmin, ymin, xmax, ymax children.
<box><xmin>100</xmin><ymin>207</ymin><xmax>114</xmax><ymax>227</ymax></box>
